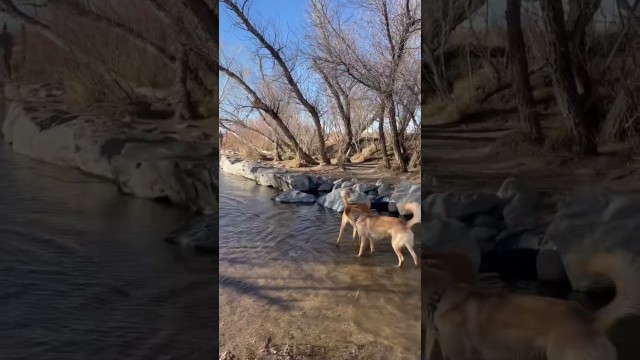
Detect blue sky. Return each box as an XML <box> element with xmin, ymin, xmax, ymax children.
<box><xmin>220</xmin><ymin>0</ymin><xmax>309</xmax><ymax>52</ymax></box>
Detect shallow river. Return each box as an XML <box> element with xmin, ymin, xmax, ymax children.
<box><xmin>219</xmin><ymin>172</ymin><xmax>421</xmax><ymax>359</ymax></box>
<box><xmin>0</xmin><ymin>142</ymin><xmax>217</xmax><ymax>359</ymax></box>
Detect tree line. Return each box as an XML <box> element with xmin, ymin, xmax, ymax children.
<box><xmin>220</xmin><ymin>0</ymin><xmax>421</xmax><ymax>172</ymax></box>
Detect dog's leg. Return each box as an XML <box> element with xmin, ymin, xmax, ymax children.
<box><xmin>336</xmin><ymin>214</ymin><xmax>349</xmax><ymax>247</ymax></box>
<box><xmin>350</xmin><ymin>219</ymin><xmax>359</xmax><ymax>246</ymax></box>
<box><xmin>402</xmin><ymin>231</ymin><xmax>419</xmax><ymax>266</ymax></box>
<box><xmin>392</xmin><ymin>241</ymin><xmax>404</xmax><ymax>267</ymax></box>
<box><xmin>357</xmin><ymin>235</ymin><xmax>367</xmax><ymax>257</ymax></box>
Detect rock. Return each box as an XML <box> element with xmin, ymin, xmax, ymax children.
<box><xmin>536</xmin><ymin>248</ymin><xmax>569</xmax><ymax>283</ymax></box>
<box><xmin>281</xmin><ymin>173</ymin><xmax>315</xmax><ymax>192</ymax></box>
<box><xmin>494</xmin><ymin>227</ymin><xmax>545</xmax><ymax>251</ymax></box>
<box><xmin>423</xmin><ymin>219</ymin><xmax>482</xmax><ymax>269</ymax></box>
<box><xmin>389</xmin><ymin>183</ymin><xmax>420</xmax><ymax>213</ymax></box>
<box><xmin>2</xmin><ymin>101</ymin><xmax>217</xmax><ymax>213</ymax></box>
<box><xmin>315</xmin><ymin>176</ymin><xmax>334</xmax><ymax>192</ymax></box>
<box><xmin>273</xmin><ymin>189</ymin><xmax>316</xmax><ymax>203</ymax></box>
<box><xmin>253</xmin><ymin>167</ymin><xmax>287</xmax><ymax>188</ymax></box>
<box><xmin>340</xmin><ymin>181</ymin><xmax>354</xmax><ymax>189</ymax></box>
<box><xmin>376</xmin><ymin>180</ymin><xmax>393</xmax><ymax>197</ymax></box>
<box><xmin>423</xmin><ymin>191</ymin><xmax>502</xmax><ymax>222</ymax></box>
<box><xmin>481</xmin><ymin>248</ymin><xmax>540</xmax><ymax>282</ymax></box>
<box><xmin>317</xmin><ymin>188</ymin><xmax>370</xmax><ymax>212</ymax></box>
<box><xmin>469</xmin><ymin>226</ymin><xmax>499</xmax><ymax>253</ymax></box>
<box><xmin>497</xmin><ymin>178</ymin><xmax>539</xmax><ymax>232</ymax></box>
<box><xmin>353</xmin><ymin>183</ymin><xmax>377</xmax><ymax>193</ymax></box>
<box><xmin>111</xmin><ymin>140</ymin><xmax>217</xmax><ymax>213</ymax></box>
<box><xmin>544</xmin><ymin>188</ymin><xmax>640</xmax><ymax>290</ymax></box>
<box><xmin>371</xmin><ymin>195</ymin><xmax>391</xmax><ymax>212</ymax></box>
<box><xmin>471</xmin><ymin>214</ymin><xmax>500</xmax><ymax>228</ymax></box>
<box><xmin>165</xmin><ymin>214</ymin><xmax>216</xmax><ymax>252</ymax></box>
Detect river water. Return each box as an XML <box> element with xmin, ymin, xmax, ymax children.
<box><xmin>0</xmin><ymin>141</ymin><xmax>217</xmax><ymax>359</ymax></box>
<box><xmin>219</xmin><ymin>172</ymin><xmax>421</xmax><ymax>359</ymax></box>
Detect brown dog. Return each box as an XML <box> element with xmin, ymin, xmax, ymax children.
<box><xmin>335</xmin><ymin>189</ymin><xmax>370</xmax><ymax>247</ymax></box>
<box><xmin>355</xmin><ymin>202</ymin><xmax>421</xmax><ymax>267</ymax></box>
<box><xmin>422</xmin><ymin>251</ymin><xmax>478</xmax><ymax>360</ymax></box>
<box><xmin>423</xmin><ymin>250</ymin><xmax>640</xmax><ymax>360</ymax></box>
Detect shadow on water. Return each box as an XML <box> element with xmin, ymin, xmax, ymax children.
<box><xmin>219</xmin><ymin>171</ymin><xmax>421</xmax><ymax>359</ymax></box>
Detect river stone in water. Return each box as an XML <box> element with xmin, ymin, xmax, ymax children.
<box><xmin>423</xmin><ymin>191</ymin><xmax>502</xmax><ymax>222</ymax></box>
<box><xmin>273</xmin><ymin>189</ymin><xmax>315</xmax><ymax>203</ymax></box>
<box><xmin>422</xmin><ymin>219</ymin><xmax>482</xmax><ymax>269</ymax></box>
<box><xmin>544</xmin><ymin>188</ymin><xmax>640</xmax><ymax>290</ymax></box>
<box><xmin>317</xmin><ymin>188</ymin><xmax>370</xmax><ymax>212</ymax></box>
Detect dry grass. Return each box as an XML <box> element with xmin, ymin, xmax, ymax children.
<box><xmin>238</xmin><ymin>146</ymin><xmax>267</xmax><ymax>161</ymax></box>
<box><xmin>15</xmin><ymin>3</ymin><xmax>176</xmax><ymax>117</ymax></box>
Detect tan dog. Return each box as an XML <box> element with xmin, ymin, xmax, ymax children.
<box><xmin>355</xmin><ymin>202</ymin><xmax>421</xmax><ymax>267</ymax></box>
<box><xmin>422</xmin><ymin>251</ymin><xmax>478</xmax><ymax>360</ymax></box>
<box><xmin>423</xmin><ymin>250</ymin><xmax>640</xmax><ymax>360</ymax></box>
<box><xmin>335</xmin><ymin>189</ymin><xmax>370</xmax><ymax>247</ymax></box>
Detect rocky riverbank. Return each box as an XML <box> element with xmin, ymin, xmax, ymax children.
<box><xmin>1</xmin><ymin>82</ymin><xmax>216</xmax><ymax>251</ymax></box>
<box><xmin>219</xmin><ymin>153</ymin><xmax>421</xmax><ymax>215</ymax></box>
<box><xmin>423</xmin><ymin>177</ymin><xmax>640</xmax><ymax>291</ymax></box>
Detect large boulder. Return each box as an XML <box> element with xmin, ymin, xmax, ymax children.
<box><xmin>279</xmin><ymin>173</ymin><xmax>316</xmax><ymax>192</ymax></box>
<box><xmin>422</xmin><ymin>219</ymin><xmax>482</xmax><ymax>269</ymax></box>
<box><xmin>111</xmin><ymin>140</ymin><xmax>217</xmax><ymax>213</ymax></box>
<box><xmin>253</xmin><ymin>167</ymin><xmax>287</xmax><ymax>188</ymax></box>
<box><xmin>544</xmin><ymin>188</ymin><xmax>640</xmax><ymax>290</ymax></box>
<box><xmin>423</xmin><ymin>191</ymin><xmax>502</xmax><ymax>222</ymax></box>
<box><xmin>273</xmin><ymin>189</ymin><xmax>316</xmax><ymax>203</ymax></box>
<box><xmin>165</xmin><ymin>214</ymin><xmax>216</xmax><ymax>252</ymax></box>
<box><xmin>2</xmin><ymin>103</ymin><xmax>78</xmax><ymax>166</ymax></box>
<box><xmin>317</xmin><ymin>188</ymin><xmax>370</xmax><ymax>212</ymax></box>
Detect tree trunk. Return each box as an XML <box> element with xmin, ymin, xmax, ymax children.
<box><xmin>539</xmin><ymin>0</ymin><xmax>598</xmax><ymax>155</ymax></box>
<box><xmin>377</xmin><ymin>101</ymin><xmax>390</xmax><ymax>169</ymax></box>
<box><xmin>386</xmin><ymin>94</ymin><xmax>407</xmax><ymax>172</ymax></box>
<box><xmin>273</xmin><ymin>138</ymin><xmax>282</xmax><ymax>161</ymax></box>
<box><xmin>174</xmin><ymin>43</ymin><xmax>197</xmax><ymax>120</ymax></box>
<box><xmin>506</xmin><ymin>0</ymin><xmax>544</xmax><ymax>144</ymax></box>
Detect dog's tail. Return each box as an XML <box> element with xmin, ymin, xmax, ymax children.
<box><xmin>398</xmin><ymin>202</ymin><xmax>421</xmax><ymax>228</ymax></box>
<box><xmin>340</xmin><ymin>189</ymin><xmax>351</xmax><ymax>209</ymax></box>
<box><xmin>582</xmin><ymin>251</ymin><xmax>640</xmax><ymax>333</ymax></box>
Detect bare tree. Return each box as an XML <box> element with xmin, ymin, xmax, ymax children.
<box><xmin>221</xmin><ymin>0</ymin><xmax>330</xmax><ymax>165</ymax></box>
<box><xmin>219</xmin><ymin>63</ymin><xmax>318</xmax><ymax>164</ymax></box>
<box><xmin>309</xmin><ymin>0</ymin><xmax>420</xmax><ymax>172</ymax></box>
<box><xmin>539</xmin><ymin>0</ymin><xmax>598</xmax><ymax>155</ymax></box>
<box><xmin>506</xmin><ymin>0</ymin><xmax>543</xmax><ymax>143</ymax></box>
